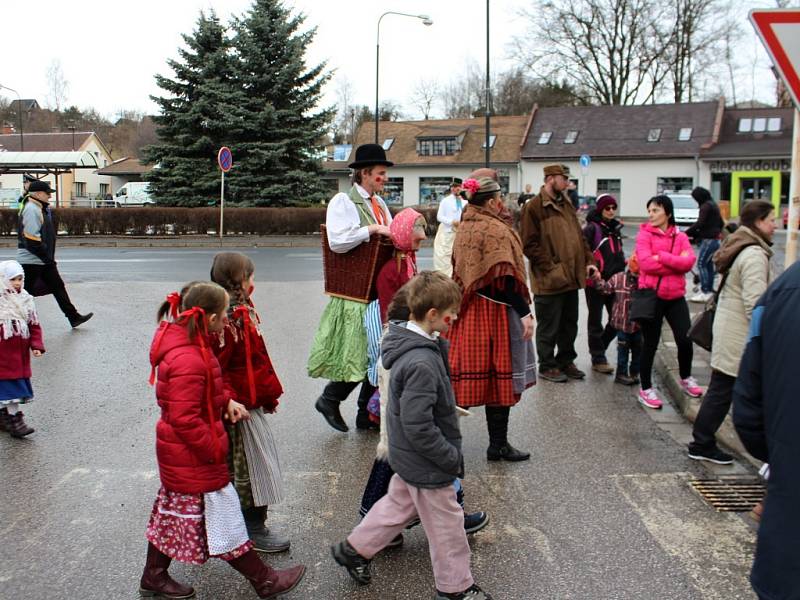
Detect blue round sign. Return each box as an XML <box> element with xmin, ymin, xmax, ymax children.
<box><xmin>580</xmin><ymin>154</ymin><xmax>591</xmax><ymax>168</ymax></box>
<box><xmin>218</xmin><ymin>147</ymin><xmax>233</xmax><ymax>172</ymax></box>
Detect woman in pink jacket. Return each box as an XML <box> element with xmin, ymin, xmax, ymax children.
<box><xmin>635</xmin><ymin>195</ymin><xmax>702</xmax><ymax>409</ymax></box>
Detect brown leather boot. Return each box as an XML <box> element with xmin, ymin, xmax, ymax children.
<box><xmin>7</xmin><ymin>412</ymin><xmax>34</xmax><ymax>438</ymax></box>
<box><xmin>139</xmin><ymin>542</ymin><xmax>195</xmax><ymax>599</ymax></box>
<box><xmin>227</xmin><ymin>549</ymin><xmax>305</xmax><ymax>599</ymax></box>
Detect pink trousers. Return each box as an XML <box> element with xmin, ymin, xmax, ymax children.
<box><xmin>348</xmin><ymin>474</ymin><xmax>474</xmax><ymax>594</ymax></box>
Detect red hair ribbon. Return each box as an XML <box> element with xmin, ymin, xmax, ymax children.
<box><xmin>233</xmin><ymin>305</ymin><xmax>257</xmax><ymax>408</ymax></box>
<box><xmin>165</xmin><ymin>292</ymin><xmax>182</xmax><ymax>320</ymax></box>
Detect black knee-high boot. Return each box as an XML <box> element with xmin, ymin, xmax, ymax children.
<box><xmin>485</xmin><ymin>406</ymin><xmax>530</xmax><ymax>462</ymax></box>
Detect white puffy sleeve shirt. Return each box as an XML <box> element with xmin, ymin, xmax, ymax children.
<box><xmin>436</xmin><ymin>194</ymin><xmax>467</xmax><ymax>233</ymax></box>
<box><xmin>326</xmin><ymin>184</ymin><xmax>392</xmax><ymax>253</ymax></box>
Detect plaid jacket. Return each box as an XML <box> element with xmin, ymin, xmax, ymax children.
<box><xmin>595</xmin><ymin>271</ymin><xmax>639</xmax><ymax>334</ymax></box>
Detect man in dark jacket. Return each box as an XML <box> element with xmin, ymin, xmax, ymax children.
<box><xmin>685</xmin><ymin>186</ymin><xmax>723</xmax><ymax>303</ymax></box>
<box><xmin>17</xmin><ymin>180</ymin><xmax>92</xmax><ymax>328</ymax></box>
<box><xmin>733</xmin><ymin>261</ymin><xmax>800</xmax><ymax>600</ymax></box>
<box><xmin>520</xmin><ymin>164</ymin><xmax>598</xmax><ymax>383</ymax></box>
<box><xmin>582</xmin><ymin>194</ymin><xmax>626</xmax><ymax>373</ymax></box>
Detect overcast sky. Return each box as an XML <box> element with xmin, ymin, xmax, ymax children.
<box><xmin>0</xmin><ymin>0</ymin><xmax>786</xmax><ymax>121</ymax></box>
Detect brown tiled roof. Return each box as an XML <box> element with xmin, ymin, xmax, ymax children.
<box><xmin>96</xmin><ymin>156</ymin><xmax>153</xmax><ymax>175</ymax></box>
<box><xmin>351</xmin><ymin>115</ymin><xmax>529</xmax><ymax>166</ymax></box>
<box><xmin>521</xmin><ymin>101</ymin><xmax>721</xmax><ymax>160</ymax></box>
<box><xmin>0</xmin><ymin>131</ymin><xmax>93</xmax><ymax>152</ymax></box>
<box><xmin>701</xmin><ymin>107</ymin><xmax>793</xmax><ymax>158</ymax></box>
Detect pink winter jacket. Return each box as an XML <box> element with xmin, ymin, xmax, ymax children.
<box><xmin>635</xmin><ymin>223</ymin><xmax>695</xmax><ymax>301</ymax></box>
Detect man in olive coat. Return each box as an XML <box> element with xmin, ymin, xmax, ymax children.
<box><xmin>520</xmin><ymin>164</ymin><xmax>598</xmax><ymax>382</ymax></box>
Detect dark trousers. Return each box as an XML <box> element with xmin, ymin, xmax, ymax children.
<box><xmin>21</xmin><ymin>263</ymin><xmax>79</xmax><ymax>321</ymax></box>
<box><xmin>320</xmin><ymin>379</ymin><xmax>375</xmax><ymax>414</ymax></box>
<box><xmin>585</xmin><ymin>287</ymin><xmax>617</xmax><ymax>363</ymax></box>
<box><xmin>639</xmin><ymin>297</ymin><xmax>693</xmax><ymax>390</ymax></box>
<box><xmin>534</xmin><ymin>290</ymin><xmax>579</xmax><ymax>371</ymax></box>
<box><xmin>689</xmin><ymin>370</ymin><xmax>736</xmax><ymax>452</ymax></box>
<box><xmin>616</xmin><ymin>330</ymin><xmax>642</xmax><ymax>376</ymax></box>
<box><xmin>697</xmin><ymin>239</ymin><xmax>720</xmax><ymax>293</ymax></box>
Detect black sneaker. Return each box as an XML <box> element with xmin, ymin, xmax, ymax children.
<box><xmin>435</xmin><ymin>583</ymin><xmax>493</xmax><ymax>599</ymax></box>
<box><xmin>331</xmin><ymin>540</ymin><xmax>371</xmax><ymax>585</ymax></box>
<box><xmin>464</xmin><ymin>511</ymin><xmax>489</xmax><ymax>534</ymax></box>
<box><xmin>69</xmin><ymin>312</ymin><xmax>93</xmax><ymax>328</ymax></box>
<box><xmin>688</xmin><ymin>447</ymin><xmax>734</xmax><ymax>465</ymax></box>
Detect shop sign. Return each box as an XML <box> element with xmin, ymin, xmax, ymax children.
<box><xmin>708</xmin><ymin>159</ymin><xmax>790</xmax><ymax>173</ymax></box>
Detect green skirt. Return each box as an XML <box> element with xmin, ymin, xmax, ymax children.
<box><xmin>307</xmin><ymin>297</ymin><xmax>368</xmax><ymax>382</ymax></box>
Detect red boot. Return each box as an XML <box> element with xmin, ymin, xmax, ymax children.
<box><xmin>139</xmin><ymin>542</ymin><xmax>195</xmax><ymax>599</ymax></box>
<box><xmin>227</xmin><ymin>549</ymin><xmax>305</xmax><ymax>599</ymax></box>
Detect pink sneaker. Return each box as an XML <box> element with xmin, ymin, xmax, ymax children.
<box><xmin>638</xmin><ymin>387</ymin><xmax>663</xmax><ymax>409</ymax></box>
<box><xmin>680</xmin><ymin>377</ymin><xmax>703</xmax><ymax>398</ymax></box>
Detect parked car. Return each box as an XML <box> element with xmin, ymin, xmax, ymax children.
<box><xmin>114</xmin><ymin>182</ymin><xmax>153</xmax><ymax>207</ymax></box>
<box><xmin>577</xmin><ymin>195</ymin><xmax>596</xmax><ymax>215</ymax></box>
<box><xmin>666</xmin><ymin>193</ymin><xmax>698</xmax><ymax>228</ymax></box>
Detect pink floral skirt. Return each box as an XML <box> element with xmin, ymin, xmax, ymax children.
<box><xmin>145</xmin><ymin>484</ymin><xmax>251</xmax><ymax>565</ymax></box>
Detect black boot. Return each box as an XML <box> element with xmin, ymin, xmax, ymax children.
<box><xmin>139</xmin><ymin>542</ymin><xmax>195</xmax><ymax>599</ymax></box>
<box><xmin>315</xmin><ymin>395</ymin><xmax>348</xmax><ymax>432</ymax></box>
<box><xmin>485</xmin><ymin>406</ymin><xmax>529</xmax><ymax>462</ymax></box>
<box><xmin>227</xmin><ymin>549</ymin><xmax>305</xmax><ymax>599</ymax></box>
<box><xmin>243</xmin><ymin>506</ymin><xmax>290</xmax><ymax>553</ymax></box>
<box><xmin>69</xmin><ymin>312</ymin><xmax>93</xmax><ymax>328</ymax></box>
<box><xmin>7</xmin><ymin>412</ymin><xmax>34</xmax><ymax>438</ymax></box>
<box><xmin>0</xmin><ymin>407</ymin><xmax>9</xmax><ymax>432</ymax></box>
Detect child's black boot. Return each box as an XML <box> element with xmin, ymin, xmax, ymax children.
<box><xmin>331</xmin><ymin>539</ymin><xmax>372</xmax><ymax>585</ymax></box>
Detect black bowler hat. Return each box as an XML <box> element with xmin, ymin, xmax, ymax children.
<box><xmin>348</xmin><ymin>143</ymin><xmax>394</xmax><ymax>169</ymax></box>
<box><xmin>29</xmin><ymin>180</ymin><xmax>55</xmax><ymax>194</ymax></box>
<box><xmin>450</xmin><ymin>177</ymin><xmax>463</xmax><ymax>187</ymax></box>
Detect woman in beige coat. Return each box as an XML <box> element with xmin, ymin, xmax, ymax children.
<box><xmin>688</xmin><ymin>200</ymin><xmax>776</xmax><ymax>464</ymax></box>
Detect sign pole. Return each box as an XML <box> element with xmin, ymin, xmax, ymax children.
<box><xmin>220</xmin><ymin>170</ymin><xmax>225</xmax><ymax>242</ymax></box>
<box><xmin>786</xmin><ymin>108</ymin><xmax>800</xmax><ymax>268</ymax></box>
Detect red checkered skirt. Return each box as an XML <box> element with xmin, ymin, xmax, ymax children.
<box><xmin>447</xmin><ymin>295</ymin><xmax>519</xmax><ymax>407</ymax></box>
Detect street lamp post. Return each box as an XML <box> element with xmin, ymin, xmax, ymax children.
<box><xmin>376</xmin><ymin>11</ymin><xmax>432</xmax><ymax>144</ymax></box>
<box><xmin>0</xmin><ymin>83</ymin><xmax>24</xmax><ymax>151</ymax></box>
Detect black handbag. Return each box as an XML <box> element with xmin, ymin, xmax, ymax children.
<box><xmin>688</xmin><ymin>268</ymin><xmax>733</xmax><ymax>351</ymax></box>
<box><xmin>630</xmin><ymin>234</ymin><xmax>675</xmax><ymax>323</ymax></box>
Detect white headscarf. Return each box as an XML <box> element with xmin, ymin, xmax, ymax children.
<box><xmin>0</xmin><ymin>260</ymin><xmax>38</xmax><ymax>339</ymax></box>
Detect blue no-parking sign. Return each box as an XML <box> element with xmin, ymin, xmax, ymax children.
<box><xmin>580</xmin><ymin>154</ymin><xmax>591</xmax><ymax>168</ymax></box>
<box><xmin>218</xmin><ymin>147</ymin><xmax>233</xmax><ymax>172</ymax></box>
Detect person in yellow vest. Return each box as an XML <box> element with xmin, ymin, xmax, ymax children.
<box><xmin>433</xmin><ymin>178</ymin><xmax>466</xmax><ymax>277</ymax></box>
<box><xmin>308</xmin><ymin>144</ymin><xmax>393</xmax><ymax>432</ymax></box>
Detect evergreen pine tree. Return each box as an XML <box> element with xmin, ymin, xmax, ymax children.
<box><xmin>144</xmin><ymin>11</ymin><xmax>246</xmax><ymax>206</ymax></box>
<box><xmin>229</xmin><ymin>0</ymin><xmax>333</xmax><ymax>206</ymax></box>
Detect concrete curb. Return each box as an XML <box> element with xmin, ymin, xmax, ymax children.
<box><xmin>653</xmin><ymin>331</ymin><xmax>761</xmax><ymax>470</ymax></box>
<box><xmin>0</xmin><ymin>235</ymin><xmax>323</xmax><ymax>249</ymax></box>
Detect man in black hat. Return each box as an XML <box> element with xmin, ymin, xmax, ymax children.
<box><xmin>308</xmin><ymin>143</ymin><xmax>393</xmax><ymax>432</ymax></box>
<box><xmin>17</xmin><ymin>180</ymin><xmax>93</xmax><ymax>328</ymax></box>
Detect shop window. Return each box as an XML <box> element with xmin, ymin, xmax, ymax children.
<box><xmin>767</xmin><ymin>118</ymin><xmax>781</xmax><ymax>132</ymax></box>
<box><xmin>538</xmin><ymin>131</ymin><xmax>552</xmax><ymax>144</ymax></box>
<box><xmin>597</xmin><ymin>179</ymin><xmax>621</xmax><ymax>204</ymax></box>
<box><xmin>419</xmin><ymin>176</ymin><xmax>453</xmax><ymax>205</ymax></box>
<box><xmin>738</xmin><ymin>118</ymin><xmax>752</xmax><ymax>133</ymax></box>
<box><xmin>383</xmin><ymin>177</ymin><xmax>404</xmax><ymax>207</ymax></box>
<box><xmin>647</xmin><ymin>128</ymin><xmax>661</xmax><ymax>142</ymax></box>
<box><xmin>753</xmin><ymin>118</ymin><xmax>767</xmax><ymax>132</ymax></box>
<box><xmin>564</xmin><ymin>130</ymin><xmax>579</xmax><ymax>144</ymax></box>
<box><xmin>678</xmin><ymin>127</ymin><xmax>692</xmax><ymax>141</ymax></box>
<box><xmin>657</xmin><ymin>177</ymin><xmax>693</xmax><ymax>194</ymax></box>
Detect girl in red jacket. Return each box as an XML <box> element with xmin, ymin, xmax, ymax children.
<box><xmin>0</xmin><ymin>260</ymin><xmax>44</xmax><ymax>438</ymax></box>
<box><xmin>210</xmin><ymin>253</ymin><xmax>290</xmax><ymax>554</ymax></box>
<box><xmin>635</xmin><ymin>195</ymin><xmax>702</xmax><ymax>410</ymax></box>
<box><xmin>142</xmin><ymin>281</ymin><xmax>305</xmax><ymax>599</ymax></box>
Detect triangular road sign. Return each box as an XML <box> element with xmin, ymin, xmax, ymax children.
<box><xmin>750</xmin><ymin>9</ymin><xmax>800</xmax><ymax>109</ymax></box>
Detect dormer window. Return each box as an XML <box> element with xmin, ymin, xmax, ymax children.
<box><xmin>753</xmin><ymin>118</ymin><xmax>767</xmax><ymax>132</ymax></box>
<box><xmin>382</xmin><ymin>138</ymin><xmax>395</xmax><ymax>150</ymax></box>
<box><xmin>647</xmin><ymin>128</ymin><xmax>661</xmax><ymax>142</ymax></box>
<box><xmin>768</xmin><ymin>117</ymin><xmax>781</xmax><ymax>132</ymax></box>
<box><xmin>418</xmin><ymin>137</ymin><xmax>458</xmax><ymax>156</ymax></box>
<box><xmin>738</xmin><ymin>118</ymin><xmax>752</xmax><ymax>132</ymax></box>
<box><xmin>537</xmin><ymin>131</ymin><xmax>552</xmax><ymax>144</ymax></box>
<box><xmin>677</xmin><ymin>127</ymin><xmax>692</xmax><ymax>141</ymax></box>
<box><xmin>564</xmin><ymin>130</ymin><xmax>579</xmax><ymax>144</ymax></box>
<box><xmin>481</xmin><ymin>135</ymin><xmax>497</xmax><ymax>149</ymax></box>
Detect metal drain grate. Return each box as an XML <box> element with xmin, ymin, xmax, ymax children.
<box><xmin>689</xmin><ymin>478</ymin><xmax>766</xmax><ymax>512</ymax></box>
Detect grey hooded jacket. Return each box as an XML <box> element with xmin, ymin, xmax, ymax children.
<box><xmin>381</xmin><ymin>322</ymin><xmax>464</xmax><ymax>489</ymax></box>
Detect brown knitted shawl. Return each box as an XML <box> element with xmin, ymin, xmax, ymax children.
<box><xmin>452</xmin><ymin>204</ymin><xmax>531</xmax><ymax>303</ymax></box>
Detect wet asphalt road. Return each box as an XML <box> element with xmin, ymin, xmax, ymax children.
<box><xmin>0</xmin><ymin>245</ymin><xmax>760</xmax><ymax>600</ymax></box>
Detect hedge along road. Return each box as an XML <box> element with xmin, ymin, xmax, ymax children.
<box><xmin>0</xmin><ymin>246</ymin><xmax>757</xmax><ymax>600</ymax></box>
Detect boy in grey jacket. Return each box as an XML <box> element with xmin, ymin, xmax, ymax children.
<box><xmin>332</xmin><ymin>271</ymin><xmax>492</xmax><ymax>600</ymax></box>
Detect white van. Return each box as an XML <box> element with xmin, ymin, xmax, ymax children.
<box><xmin>114</xmin><ymin>182</ymin><xmax>154</xmax><ymax>207</ymax></box>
